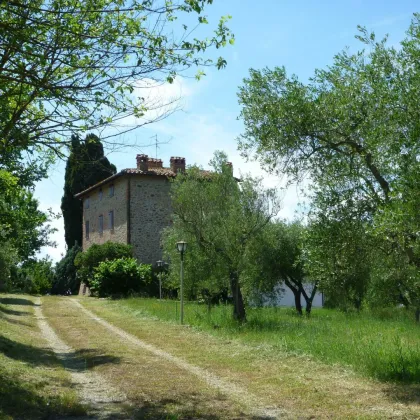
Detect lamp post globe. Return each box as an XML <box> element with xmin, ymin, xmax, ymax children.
<box><xmin>176</xmin><ymin>241</ymin><xmax>187</xmax><ymax>254</ymax></box>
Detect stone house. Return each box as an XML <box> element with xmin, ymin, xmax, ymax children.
<box><xmin>75</xmin><ymin>155</ymin><xmax>186</xmax><ymax>288</ymax></box>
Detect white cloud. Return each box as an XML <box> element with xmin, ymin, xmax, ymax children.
<box><xmin>105</xmin><ymin>76</ymin><xmax>202</xmax><ymax>138</ymax></box>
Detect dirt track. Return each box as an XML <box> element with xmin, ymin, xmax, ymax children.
<box><xmin>34</xmin><ymin>298</ymin><xmax>128</xmax><ymax>419</ymax></box>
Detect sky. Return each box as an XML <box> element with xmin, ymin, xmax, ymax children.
<box><xmin>35</xmin><ymin>0</ymin><xmax>419</xmax><ymax>261</ymax></box>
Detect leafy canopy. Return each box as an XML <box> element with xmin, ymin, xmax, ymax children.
<box><xmin>0</xmin><ymin>0</ymin><xmax>234</xmax><ymax>156</ymax></box>
<box><xmin>165</xmin><ymin>151</ymin><xmax>280</xmax><ymax>320</ymax></box>
<box><xmin>238</xmin><ymin>15</ymin><xmax>420</xmax><ymax>310</ymax></box>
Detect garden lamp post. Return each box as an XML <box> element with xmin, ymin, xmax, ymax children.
<box><xmin>176</xmin><ymin>241</ymin><xmax>187</xmax><ymax>324</ymax></box>
<box><xmin>156</xmin><ymin>260</ymin><xmax>164</xmax><ymax>300</ymax></box>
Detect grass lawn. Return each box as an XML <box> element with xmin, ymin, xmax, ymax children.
<box><xmin>111</xmin><ymin>299</ymin><xmax>420</xmax><ymax>384</ymax></box>
<box><xmin>80</xmin><ymin>296</ymin><xmax>420</xmax><ymax>419</ymax></box>
<box><xmin>0</xmin><ymin>295</ymin><xmax>85</xmax><ymax>420</ymax></box>
<box><xmin>2</xmin><ymin>293</ymin><xmax>419</xmax><ymax>418</ymax></box>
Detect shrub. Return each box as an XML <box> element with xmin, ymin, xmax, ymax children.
<box><xmin>90</xmin><ymin>257</ymin><xmax>152</xmax><ymax>297</ymax></box>
<box><xmin>74</xmin><ymin>241</ymin><xmax>133</xmax><ymax>286</ymax></box>
<box><xmin>52</xmin><ymin>244</ymin><xmax>81</xmax><ymax>295</ymax></box>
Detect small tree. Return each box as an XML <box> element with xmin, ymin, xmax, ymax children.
<box><xmin>167</xmin><ymin>151</ymin><xmax>280</xmax><ymax>322</ymax></box>
<box><xmin>250</xmin><ymin>220</ymin><xmax>318</xmax><ymax>315</ymax></box>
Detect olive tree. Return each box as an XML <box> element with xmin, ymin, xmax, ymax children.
<box><xmin>237</xmin><ymin>15</ymin><xmax>420</xmax><ymax>318</ymax></box>
<box><xmin>167</xmin><ymin>151</ymin><xmax>280</xmax><ymax>322</ymax></box>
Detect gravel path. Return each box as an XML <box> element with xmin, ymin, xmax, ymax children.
<box><xmin>34</xmin><ymin>298</ymin><xmax>128</xmax><ymax>419</ymax></box>
<box><xmin>71</xmin><ymin>299</ymin><xmax>284</xmax><ymax>419</ymax></box>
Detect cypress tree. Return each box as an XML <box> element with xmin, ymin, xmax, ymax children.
<box><xmin>61</xmin><ymin>134</ymin><xmax>116</xmax><ymax>249</ymax></box>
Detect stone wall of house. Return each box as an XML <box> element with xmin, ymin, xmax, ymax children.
<box><xmin>82</xmin><ymin>176</ymin><xmax>128</xmax><ymax>251</ymax></box>
<box><xmin>129</xmin><ymin>176</ymin><xmax>172</xmax><ymax>264</ymax></box>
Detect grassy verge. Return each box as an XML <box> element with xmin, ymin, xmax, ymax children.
<box><xmin>0</xmin><ymin>294</ymin><xmax>85</xmax><ymax>420</ymax></box>
<box><xmin>108</xmin><ymin>298</ymin><xmax>420</xmax><ymax>383</ymax></box>
<box><xmin>80</xmin><ymin>296</ymin><xmax>420</xmax><ymax>419</ymax></box>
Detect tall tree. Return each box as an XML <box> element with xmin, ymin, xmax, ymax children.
<box><xmin>61</xmin><ymin>134</ymin><xmax>116</xmax><ymax>248</ymax></box>
<box><xmin>0</xmin><ymin>0</ymin><xmax>233</xmax><ymax>157</ymax></box>
<box><xmin>167</xmin><ymin>151</ymin><xmax>280</xmax><ymax>322</ymax></box>
<box><xmin>237</xmin><ymin>15</ymin><xmax>420</xmax><ymax>317</ymax></box>
<box><xmin>0</xmin><ymin>169</ymin><xmax>55</xmax><ymax>289</ymax></box>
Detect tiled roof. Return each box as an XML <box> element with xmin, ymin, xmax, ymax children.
<box><xmin>74</xmin><ymin>167</ymin><xmax>176</xmax><ymax>198</ymax></box>
<box><xmin>124</xmin><ymin>167</ymin><xmax>176</xmax><ymax>177</ymax></box>
<box><xmin>74</xmin><ymin>166</ymin><xmax>221</xmax><ymax>199</ymax></box>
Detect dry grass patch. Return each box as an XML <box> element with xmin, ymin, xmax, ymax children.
<box><xmin>42</xmin><ymin>296</ymin><xmax>252</xmax><ymax>419</ymax></box>
<box><xmin>79</xmin><ymin>297</ymin><xmax>420</xmax><ymax>419</ymax></box>
<box><xmin>0</xmin><ymin>294</ymin><xmax>85</xmax><ymax>420</ymax></box>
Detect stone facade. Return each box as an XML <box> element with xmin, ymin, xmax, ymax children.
<box><xmin>81</xmin><ymin>176</ymin><xmax>128</xmax><ymax>250</ymax></box>
<box><xmin>77</xmin><ymin>154</ymin><xmax>181</xmax><ymax>270</ymax></box>
<box><xmin>129</xmin><ymin>176</ymin><xmax>172</xmax><ymax>263</ymax></box>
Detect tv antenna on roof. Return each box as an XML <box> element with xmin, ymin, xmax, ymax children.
<box><xmin>150</xmin><ymin>134</ymin><xmax>159</xmax><ymax>159</ymax></box>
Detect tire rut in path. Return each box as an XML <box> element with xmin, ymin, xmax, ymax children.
<box><xmin>71</xmin><ymin>299</ymin><xmax>285</xmax><ymax>419</ymax></box>
<box><xmin>34</xmin><ymin>298</ymin><xmax>128</xmax><ymax>419</ymax></box>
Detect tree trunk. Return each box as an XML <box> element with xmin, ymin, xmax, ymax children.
<box><xmin>285</xmin><ymin>278</ymin><xmax>302</xmax><ymax>315</ymax></box>
<box><xmin>415</xmin><ymin>308</ymin><xmax>420</xmax><ymax>323</ymax></box>
<box><xmin>301</xmin><ymin>281</ymin><xmax>319</xmax><ymax>317</ymax></box>
<box><xmin>294</xmin><ymin>289</ymin><xmax>303</xmax><ymax>315</ymax></box>
<box><xmin>229</xmin><ymin>272</ymin><xmax>246</xmax><ymax>322</ymax></box>
<box><xmin>305</xmin><ymin>299</ymin><xmax>312</xmax><ymax>316</ymax></box>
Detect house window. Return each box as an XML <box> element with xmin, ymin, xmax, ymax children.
<box><xmin>84</xmin><ymin>197</ymin><xmax>90</xmax><ymax>209</ymax></box>
<box><xmin>109</xmin><ymin>184</ymin><xmax>114</xmax><ymax>197</ymax></box>
<box><xmin>99</xmin><ymin>189</ymin><xmax>103</xmax><ymax>201</ymax></box>
<box><xmin>85</xmin><ymin>220</ymin><xmax>90</xmax><ymax>239</ymax></box>
<box><xmin>99</xmin><ymin>215</ymin><xmax>103</xmax><ymax>236</ymax></box>
<box><xmin>109</xmin><ymin>210</ymin><xmax>114</xmax><ymax>231</ymax></box>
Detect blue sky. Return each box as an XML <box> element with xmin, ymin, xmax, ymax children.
<box><xmin>35</xmin><ymin>1</ymin><xmax>419</xmax><ymax>261</ymax></box>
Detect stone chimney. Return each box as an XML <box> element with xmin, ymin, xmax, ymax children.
<box><xmin>136</xmin><ymin>154</ymin><xmax>149</xmax><ymax>172</ymax></box>
<box><xmin>148</xmin><ymin>158</ymin><xmax>163</xmax><ymax>170</ymax></box>
<box><xmin>170</xmin><ymin>156</ymin><xmax>186</xmax><ymax>174</ymax></box>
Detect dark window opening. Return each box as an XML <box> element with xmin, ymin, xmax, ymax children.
<box><xmin>99</xmin><ymin>215</ymin><xmax>103</xmax><ymax>236</ymax></box>
<box><xmin>109</xmin><ymin>210</ymin><xmax>114</xmax><ymax>231</ymax></box>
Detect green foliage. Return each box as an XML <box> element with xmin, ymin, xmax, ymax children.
<box><xmin>9</xmin><ymin>258</ymin><xmax>55</xmax><ymax>294</ymax></box>
<box><xmin>0</xmin><ymin>0</ymin><xmax>233</xmax><ymax>156</ymax></box>
<box><xmin>52</xmin><ymin>244</ymin><xmax>82</xmax><ymax>295</ymax></box>
<box><xmin>90</xmin><ymin>257</ymin><xmax>152</xmax><ymax>297</ymax></box>
<box><xmin>305</xmin><ymin>200</ymin><xmax>374</xmax><ymax>309</ymax></box>
<box><xmin>245</xmin><ymin>220</ymin><xmax>318</xmax><ymax>314</ymax></box>
<box><xmin>0</xmin><ymin>169</ymin><xmax>55</xmax><ymax>290</ymax></box>
<box><xmin>164</xmin><ymin>151</ymin><xmax>280</xmax><ymax>321</ymax></box>
<box><xmin>162</xmin><ymin>226</ymin><xmax>229</xmax><ymax>301</ymax></box>
<box><xmin>74</xmin><ymin>241</ymin><xmax>133</xmax><ymax>287</ymax></box>
<box><xmin>237</xmin><ymin>15</ymin><xmax>420</xmax><ymax>315</ymax></box>
<box><xmin>61</xmin><ymin>134</ymin><xmax>116</xmax><ymax>248</ymax></box>
<box><xmin>113</xmin><ymin>298</ymin><xmax>420</xmax><ymax>383</ymax></box>
<box><xmin>0</xmin><ymin>242</ymin><xmax>17</xmax><ymax>292</ymax></box>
